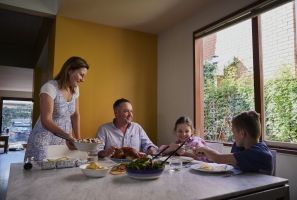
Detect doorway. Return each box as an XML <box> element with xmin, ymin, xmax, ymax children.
<box><xmin>0</xmin><ymin>98</ymin><xmax>33</xmax><ymax>150</ymax></box>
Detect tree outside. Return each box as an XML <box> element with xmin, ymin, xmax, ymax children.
<box><xmin>203</xmin><ymin>58</ymin><xmax>297</xmax><ymax>144</ymax></box>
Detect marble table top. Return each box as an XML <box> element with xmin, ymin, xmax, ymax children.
<box><xmin>6</xmin><ymin>162</ymin><xmax>288</xmax><ymax>200</ymax></box>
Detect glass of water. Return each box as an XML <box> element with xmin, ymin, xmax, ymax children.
<box><xmin>169</xmin><ymin>156</ymin><xmax>182</xmax><ymax>172</ymax></box>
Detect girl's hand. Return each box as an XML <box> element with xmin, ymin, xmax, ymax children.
<box><xmin>168</xmin><ymin>143</ymin><xmax>185</xmax><ymax>155</ymax></box>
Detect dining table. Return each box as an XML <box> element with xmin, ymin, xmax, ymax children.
<box><xmin>6</xmin><ymin>160</ymin><xmax>289</xmax><ymax>200</ymax></box>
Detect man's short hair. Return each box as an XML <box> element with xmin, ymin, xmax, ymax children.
<box><xmin>113</xmin><ymin>98</ymin><xmax>130</xmax><ymax>110</ymax></box>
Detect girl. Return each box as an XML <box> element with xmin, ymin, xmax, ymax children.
<box><xmin>159</xmin><ymin>116</ymin><xmax>206</xmax><ymax>159</ymax></box>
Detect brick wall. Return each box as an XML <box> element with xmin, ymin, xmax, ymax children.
<box><xmin>202</xmin><ymin>2</ymin><xmax>296</xmax><ymax>79</ymax></box>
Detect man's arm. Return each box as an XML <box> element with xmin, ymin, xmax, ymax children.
<box><xmin>138</xmin><ymin>125</ymin><xmax>158</xmax><ymax>155</ymax></box>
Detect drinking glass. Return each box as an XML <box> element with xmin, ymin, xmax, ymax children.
<box><xmin>169</xmin><ymin>156</ymin><xmax>182</xmax><ymax>172</ymax></box>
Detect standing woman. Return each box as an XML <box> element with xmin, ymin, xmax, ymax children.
<box><xmin>25</xmin><ymin>56</ymin><xmax>89</xmax><ymax>161</ymax></box>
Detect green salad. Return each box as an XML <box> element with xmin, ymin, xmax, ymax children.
<box><xmin>126</xmin><ymin>157</ymin><xmax>164</xmax><ymax>170</ymax></box>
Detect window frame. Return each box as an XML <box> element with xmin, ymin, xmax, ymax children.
<box><xmin>193</xmin><ymin>0</ymin><xmax>297</xmax><ymax>154</ymax></box>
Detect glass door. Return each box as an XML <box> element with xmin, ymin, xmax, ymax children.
<box><xmin>1</xmin><ymin>99</ymin><xmax>33</xmax><ymax>149</ymax></box>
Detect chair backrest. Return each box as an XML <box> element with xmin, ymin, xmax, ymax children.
<box><xmin>271</xmin><ymin>149</ymin><xmax>277</xmax><ymax>176</ymax></box>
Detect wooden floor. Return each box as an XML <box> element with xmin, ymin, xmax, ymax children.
<box><xmin>0</xmin><ymin>149</ymin><xmax>24</xmax><ymax>200</ymax></box>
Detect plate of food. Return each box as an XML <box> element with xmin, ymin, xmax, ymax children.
<box><xmin>190</xmin><ymin>162</ymin><xmax>234</xmax><ymax>173</ymax></box>
<box><xmin>159</xmin><ymin>156</ymin><xmax>194</xmax><ymax>163</ymax></box>
<box><xmin>110</xmin><ymin>147</ymin><xmax>143</xmax><ymax>163</ymax></box>
<box><xmin>80</xmin><ymin>162</ymin><xmax>109</xmax><ymax>178</ymax></box>
<box><xmin>110</xmin><ymin>163</ymin><xmax>127</xmax><ymax>175</ymax></box>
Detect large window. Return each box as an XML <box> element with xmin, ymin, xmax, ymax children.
<box><xmin>194</xmin><ymin>0</ymin><xmax>297</xmax><ymax>151</ymax></box>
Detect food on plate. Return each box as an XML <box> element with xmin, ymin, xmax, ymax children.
<box><xmin>75</xmin><ymin>138</ymin><xmax>103</xmax><ymax>144</ymax></box>
<box><xmin>198</xmin><ymin>162</ymin><xmax>228</xmax><ymax>171</ymax></box>
<box><xmin>199</xmin><ymin>163</ymin><xmax>213</xmax><ymax>171</ymax></box>
<box><xmin>80</xmin><ymin>163</ymin><xmax>109</xmax><ymax>178</ymax></box>
<box><xmin>86</xmin><ymin>162</ymin><xmax>105</xmax><ymax>170</ymax></box>
<box><xmin>111</xmin><ymin>147</ymin><xmax>143</xmax><ymax>160</ymax></box>
<box><xmin>126</xmin><ymin>157</ymin><xmax>164</xmax><ymax>170</ymax></box>
<box><xmin>110</xmin><ymin>163</ymin><xmax>127</xmax><ymax>175</ymax></box>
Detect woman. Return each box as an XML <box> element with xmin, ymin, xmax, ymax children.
<box><xmin>25</xmin><ymin>56</ymin><xmax>89</xmax><ymax>161</ymax></box>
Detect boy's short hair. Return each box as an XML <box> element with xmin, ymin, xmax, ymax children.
<box><xmin>231</xmin><ymin>111</ymin><xmax>261</xmax><ymax>139</ymax></box>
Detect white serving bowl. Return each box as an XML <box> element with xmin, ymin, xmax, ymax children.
<box><xmin>80</xmin><ymin>164</ymin><xmax>109</xmax><ymax>178</ymax></box>
<box><xmin>74</xmin><ymin>142</ymin><xmax>104</xmax><ymax>152</ymax></box>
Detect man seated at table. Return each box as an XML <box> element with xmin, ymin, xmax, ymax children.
<box><xmin>97</xmin><ymin>98</ymin><xmax>158</xmax><ymax>158</ymax></box>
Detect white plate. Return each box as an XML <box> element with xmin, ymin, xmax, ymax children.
<box><xmin>190</xmin><ymin>162</ymin><xmax>234</xmax><ymax>173</ymax></box>
<box><xmin>159</xmin><ymin>156</ymin><xmax>194</xmax><ymax>163</ymax></box>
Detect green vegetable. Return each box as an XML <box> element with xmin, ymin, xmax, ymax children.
<box><xmin>126</xmin><ymin>157</ymin><xmax>164</xmax><ymax>170</ymax></box>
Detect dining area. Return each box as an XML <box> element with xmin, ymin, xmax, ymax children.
<box><xmin>4</xmin><ymin>142</ymin><xmax>290</xmax><ymax>200</ymax></box>
<box><xmin>6</xmin><ymin>155</ymin><xmax>289</xmax><ymax>200</ymax></box>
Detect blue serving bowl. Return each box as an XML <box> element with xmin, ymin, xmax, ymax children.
<box><xmin>126</xmin><ymin>167</ymin><xmax>165</xmax><ymax>180</ymax></box>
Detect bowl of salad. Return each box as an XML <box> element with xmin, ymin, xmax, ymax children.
<box><xmin>126</xmin><ymin>157</ymin><xmax>165</xmax><ymax>180</ymax></box>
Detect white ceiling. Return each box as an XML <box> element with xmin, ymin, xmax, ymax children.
<box><xmin>58</xmin><ymin>0</ymin><xmax>215</xmax><ymax>34</ymax></box>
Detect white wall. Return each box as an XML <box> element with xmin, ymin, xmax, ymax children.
<box><xmin>157</xmin><ymin>0</ymin><xmax>297</xmax><ymax>199</ymax></box>
<box><xmin>0</xmin><ymin>66</ymin><xmax>33</xmax><ymax>98</ymax></box>
<box><xmin>157</xmin><ymin>0</ymin><xmax>259</xmax><ymax>145</ymax></box>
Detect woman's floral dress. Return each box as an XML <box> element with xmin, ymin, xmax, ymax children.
<box><xmin>24</xmin><ymin>80</ymin><xmax>78</xmax><ymax>161</ymax></box>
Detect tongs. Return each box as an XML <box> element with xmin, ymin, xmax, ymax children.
<box><xmin>151</xmin><ymin>145</ymin><xmax>170</xmax><ymax>160</ymax></box>
<box><xmin>160</xmin><ymin>137</ymin><xmax>191</xmax><ymax>165</ymax></box>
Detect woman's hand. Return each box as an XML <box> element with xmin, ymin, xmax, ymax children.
<box><xmin>66</xmin><ymin>140</ymin><xmax>77</xmax><ymax>150</ymax></box>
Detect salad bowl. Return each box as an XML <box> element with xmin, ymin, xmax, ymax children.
<box><xmin>126</xmin><ymin>157</ymin><xmax>165</xmax><ymax>180</ymax></box>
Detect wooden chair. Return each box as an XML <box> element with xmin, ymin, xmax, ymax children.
<box><xmin>271</xmin><ymin>149</ymin><xmax>277</xmax><ymax>176</ymax></box>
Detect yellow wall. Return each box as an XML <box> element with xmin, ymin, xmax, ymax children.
<box><xmin>53</xmin><ymin>16</ymin><xmax>158</xmax><ymax>142</ymax></box>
